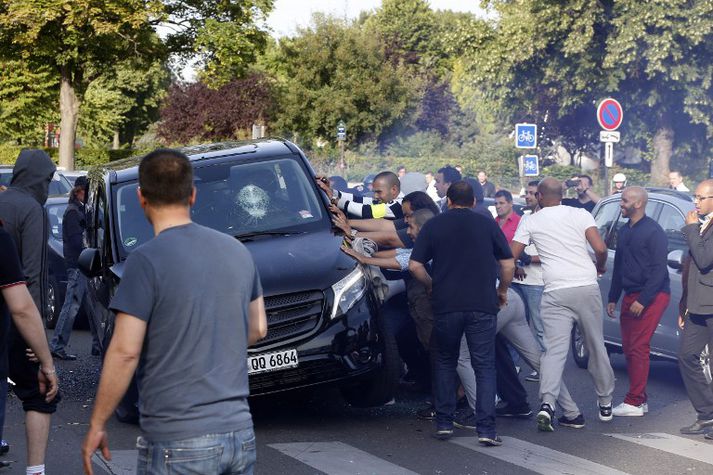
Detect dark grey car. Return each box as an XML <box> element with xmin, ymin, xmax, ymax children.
<box><xmin>572</xmin><ymin>188</ymin><xmax>710</xmax><ymax>381</ymax></box>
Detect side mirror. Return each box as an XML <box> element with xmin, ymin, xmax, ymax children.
<box><xmin>78</xmin><ymin>248</ymin><xmax>102</xmax><ymax>277</ymax></box>
<box><xmin>667</xmin><ymin>249</ymin><xmax>684</xmax><ymax>270</ymax></box>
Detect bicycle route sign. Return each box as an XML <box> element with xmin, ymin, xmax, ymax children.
<box><xmin>523</xmin><ymin>155</ymin><xmax>539</xmax><ymax>176</ymax></box>
<box><xmin>515</xmin><ymin>123</ymin><xmax>537</xmax><ymax>149</ymax></box>
<box><xmin>597</xmin><ymin>98</ymin><xmax>623</xmax><ymax>131</ymax></box>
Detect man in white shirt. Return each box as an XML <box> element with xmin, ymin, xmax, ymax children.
<box><xmin>511</xmin><ymin>177</ymin><xmax>615</xmax><ymax>432</ymax></box>
<box><xmin>669</xmin><ymin>170</ymin><xmax>690</xmax><ymax>192</ymax></box>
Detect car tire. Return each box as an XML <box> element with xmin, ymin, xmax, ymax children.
<box><xmin>340</xmin><ymin>319</ymin><xmax>400</xmax><ymax>408</ymax></box>
<box><xmin>45</xmin><ymin>276</ymin><xmax>61</xmax><ymax>329</ymax></box>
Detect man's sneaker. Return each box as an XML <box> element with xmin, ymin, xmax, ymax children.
<box><xmin>612</xmin><ymin>402</ymin><xmax>645</xmax><ymax>417</ymax></box>
<box><xmin>478</xmin><ymin>435</ymin><xmax>503</xmax><ymax>447</ymax></box>
<box><xmin>0</xmin><ymin>440</ymin><xmax>8</xmax><ymax>455</ymax></box>
<box><xmin>496</xmin><ymin>404</ymin><xmax>533</xmax><ymax>418</ymax></box>
<box><xmin>454</xmin><ymin>408</ymin><xmax>477</xmax><ymax>430</ymax></box>
<box><xmin>598</xmin><ymin>403</ymin><xmax>613</xmax><ymax>422</ymax></box>
<box><xmin>680</xmin><ymin>419</ymin><xmax>713</xmax><ymax>435</ymax></box>
<box><xmin>525</xmin><ymin>370</ymin><xmax>540</xmax><ymax>382</ymax></box>
<box><xmin>558</xmin><ymin>414</ymin><xmax>585</xmax><ymax>429</ymax></box>
<box><xmin>433</xmin><ymin>426</ymin><xmax>454</xmax><ymax>440</ymax></box>
<box><xmin>417</xmin><ymin>404</ymin><xmax>436</xmax><ymax>420</ymax></box>
<box><xmin>537</xmin><ymin>403</ymin><xmax>555</xmax><ymax>432</ymax></box>
<box><xmin>51</xmin><ymin>350</ymin><xmax>77</xmax><ymax>361</ymax></box>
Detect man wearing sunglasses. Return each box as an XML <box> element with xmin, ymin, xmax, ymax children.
<box><xmin>678</xmin><ymin>179</ymin><xmax>713</xmax><ymax>438</ymax></box>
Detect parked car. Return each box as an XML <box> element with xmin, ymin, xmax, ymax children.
<box><xmin>58</xmin><ymin>170</ymin><xmax>88</xmax><ymax>187</ymax></box>
<box><xmin>78</xmin><ymin>139</ymin><xmax>400</xmax><ymax>420</ymax></box>
<box><xmin>0</xmin><ymin>166</ymin><xmax>73</xmax><ymax>195</ymax></box>
<box><xmin>45</xmin><ymin>196</ymin><xmax>88</xmax><ymax>329</ymax></box>
<box><xmin>572</xmin><ymin>188</ymin><xmax>710</xmax><ymax>381</ymax></box>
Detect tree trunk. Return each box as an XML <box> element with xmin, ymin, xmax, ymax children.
<box><xmin>59</xmin><ymin>68</ymin><xmax>80</xmax><ymax>171</ymax></box>
<box><xmin>112</xmin><ymin>129</ymin><xmax>120</xmax><ymax>150</ymax></box>
<box><xmin>650</xmin><ymin>113</ymin><xmax>673</xmax><ymax>186</ymax></box>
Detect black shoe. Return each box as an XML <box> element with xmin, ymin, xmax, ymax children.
<box><xmin>496</xmin><ymin>404</ymin><xmax>533</xmax><ymax>418</ymax></box>
<box><xmin>558</xmin><ymin>413</ymin><xmax>585</xmax><ymax>429</ymax></box>
<box><xmin>478</xmin><ymin>435</ymin><xmax>503</xmax><ymax>447</ymax></box>
<box><xmin>453</xmin><ymin>408</ymin><xmax>477</xmax><ymax>430</ymax></box>
<box><xmin>598</xmin><ymin>403</ymin><xmax>613</xmax><ymax>422</ymax></box>
<box><xmin>537</xmin><ymin>403</ymin><xmax>555</xmax><ymax>432</ymax></box>
<box><xmin>433</xmin><ymin>426</ymin><xmax>454</xmax><ymax>440</ymax></box>
<box><xmin>0</xmin><ymin>440</ymin><xmax>8</xmax><ymax>455</ymax></box>
<box><xmin>51</xmin><ymin>350</ymin><xmax>77</xmax><ymax>361</ymax></box>
<box><xmin>680</xmin><ymin>419</ymin><xmax>713</xmax><ymax>435</ymax></box>
<box><xmin>417</xmin><ymin>404</ymin><xmax>436</xmax><ymax>420</ymax></box>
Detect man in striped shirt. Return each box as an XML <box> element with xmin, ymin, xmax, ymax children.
<box><xmin>318</xmin><ymin>171</ymin><xmax>404</xmax><ymax>219</ymax></box>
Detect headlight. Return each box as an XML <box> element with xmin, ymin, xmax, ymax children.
<box><xmin>330</xmin><ymin>266</ymin><xmax>367</xmax><ymax>319</ymax></box>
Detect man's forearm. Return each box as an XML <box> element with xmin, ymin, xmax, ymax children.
<box><xmin>350</xmin><ymin>219</ymin><xmax>394</xmax><ymax>233</ymax></box>
<box><xmin>498</xmin><ymin>258</ymin><xmax>515</xmax><ymax>291</ymax></box>
<box><xmin>90</xmin><ymin>348</ymin><xmax>139</xmax><ymax>428</ymax></box>
<box><xmin>360</xmin><ymin>256</ymin><xmax>401</xmax><ymax>271</ymax></box>
<box><xmin>409</xmin><ymin>262</ymin><xmax>432</xmax><ymax>290</ymax></box>
<box><xmin>595</xmin><ymin>251</ymin><xmax>607</xmax><ymax>270</ymax></box>
<box><xmin>13</xmin><ymin>306</ymin><xmax>54</xmax><ymax>371</ymax></box>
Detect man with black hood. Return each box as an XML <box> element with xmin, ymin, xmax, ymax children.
<box><xmin>50</xmin><ymin>176</ymin><xmax>100</xmax><ymax>360</ymax></box>
<box><xmin>0</xmin><ymin>149</ymin><xmax>60</xmax><ymax>475</ymax></box>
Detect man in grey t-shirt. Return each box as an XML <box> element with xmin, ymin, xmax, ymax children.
<box><xmin>81</xmin><ymin>149</ymin><xmax>267</xmax><ymax>475</ymax></box>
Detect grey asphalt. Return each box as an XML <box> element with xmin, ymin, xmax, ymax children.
<box><xmin>1</xmin><ymin>329</ymin><xmax>711</xmax><ymax>475</ymax></box>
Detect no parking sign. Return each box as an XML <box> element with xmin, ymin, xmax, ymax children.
<box><xmin>597</xmin><ymin>98</ymin><xmax>623</xmax><ymax>131</ymax></box>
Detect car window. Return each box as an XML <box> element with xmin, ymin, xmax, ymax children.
<box><xmin>658</xmin><ymin>203</ymin><xmax>687</xmax><ymax>253</ymax></box>
<box><xmin>47</xmin><ymin>203</ymin><xmax>67</xmax><ymax>240</ymax></box>
<box><xmin>608</xmin><ymin>200</ymin><xmax>659</xmax><ymax>250</ymax></box>
<box><xmin>593</xmin><ymin>200</ymin><xmax>620</xmax><ymax>245</ymax></box>
<box><xmin>0</xmin><ymin>171</ymin><xmax>11</xmax><ymax>187</ymax></box>
<box><xmin>114</xmin><ymin>157</ymin><xmax>326</xmax><ymax>256</ymax></box>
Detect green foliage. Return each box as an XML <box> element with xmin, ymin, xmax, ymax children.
<box><xmin>0</xmin><ymin>144</ymin><xmax>57</xmax><ymax>165</ymax></box>
<box><xmin>268</xmin><ymin>15</ymin><xmax>420</xmax><ymax>147</ymax></box>
<box><xmin>0</xmin><ymin>60</ymin><xmax>59</xmax><ymax>145</ymax></box>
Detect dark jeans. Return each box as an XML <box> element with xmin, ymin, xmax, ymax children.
<box><xmin>495</xmin><ymin>334</ymin><xmax>528</xmax><ymax>409</ymax></box>
<box><xmin>382</xmin><ymin>293</ymin><xmax>430</xmax><ymax>387</ymax></box>
<box><xmin>678</xmin><ymin>313</ymin><xmax>713</xmax><ymax>420</ymax></box>
<box><xmin>432</xmin><ymin>311</ymin><xmax>497</xmax><ymax>438</ymax></box>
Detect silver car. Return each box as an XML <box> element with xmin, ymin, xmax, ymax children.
<box><xmin>571</xmin><ymin>188</ymin><xmax>710</xmax><ymax>381</ymax></box>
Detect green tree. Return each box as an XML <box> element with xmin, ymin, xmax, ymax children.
<box><xmin>268</xmin><ymin>15</ymin><xmax>419</xmax><ymax>148</ymax></box>
<box><xmin>0</xmin><ymin>60</ymin><xmax>58</xmax><ymax>145</ymax></box>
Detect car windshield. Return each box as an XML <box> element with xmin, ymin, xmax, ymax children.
<box><xmin>0</xmin><ymin>171</ymin><xmax>72</xmax><ymax>195</ymax></box>
<box><xmin>46</xmin><ymin>203</ymin><xmax>67</xmax><ymax>240</ymax></box>
<box><xmin>114</xmin><ymin>157</ymin><xmax>326</xmax><ymax>256</ymax></box>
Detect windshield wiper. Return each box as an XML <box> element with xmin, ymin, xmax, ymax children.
<box><xmin>234</xmin><ymin>231</ymin><xmax>303</xmax><ymax>241</ymax></box>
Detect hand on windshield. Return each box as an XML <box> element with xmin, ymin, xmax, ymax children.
<box><xmin>315</xmin><ymin>176</ymin><xmax>333</xmax><ymax>197</ymax></box>
<box><xmin>330</xmin><ymin>205</ymin><xmax>352</xmax><ymax>237</ymax></box>
<box><xmin>341</xmin><ymin>241</ymin><xmax>364</xmax><ymax>263</ymax></box>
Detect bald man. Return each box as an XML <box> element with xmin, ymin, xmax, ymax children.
<box><xmin>318</xmin><ymin>171</ymin><xmax>404</xmax><ymax>219</ymax></box>
<box><xmin>511</xmin><ymin>177</ymin><xmax>614</xmax><ymax>432</ymax></box>
<box><xmin>607</xmin><ymin>187</ymin><xmax>670</xmax><ymax>417</ymax></box>
<box><xmin>678</xmin><ymin>179</ymin><xmax>713</xmax><ymax>437</ymax></box>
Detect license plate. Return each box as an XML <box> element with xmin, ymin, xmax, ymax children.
<box><xmin>248</xmin><ymin>349</ymin><xmax>299</xmax><ymax>375</ymax></box>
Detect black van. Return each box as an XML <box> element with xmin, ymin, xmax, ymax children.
<box><xmin>79</xmin><ymin>140</ymin><xmax>399</xmax><ymax>419</ymax></box>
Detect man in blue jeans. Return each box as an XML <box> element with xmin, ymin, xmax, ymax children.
<box><xmin>409</xmin><ymin>180</ymin><xmax>515</xmax><ymax>446</ymax></box>
<box><xmin>81</xmin><ymin>149</ymin><xmax>267</xmax><ymax>475</ymax></box>
<box><xmin>50</xmin><ymin>176</ymin><xmax>100</xmax><ymax>359</ymax></box>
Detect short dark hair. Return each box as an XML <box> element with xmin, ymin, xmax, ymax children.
<box><xmin>447</xmin><ymin>180</ymin><xmax>474</xmax><ymax>207</ymax></box>
<box><xmin>139</xmin><ymin>149</ymin><xmax>193</xmax><ymax>206</ymax></box>
<box><xmin>374</xmin><ymin>171</ymin><xmax>400</xmax><ymax>190</ymax></box>
<box><xmin>403</xmin><ymin>191</ymin><xmax>440</xmax><ymax>215</ymax></box>
<box><xmin>494</xmin><ymin>189</ymin><xmax>513</xmax><ymax>202</ymax></box>
<box><xmin>397</xmin><ymin>165</ymin><xmax>406</xmax><ymax>171</ymax></box>
<box><xmin>411</xmin><ymin>208</ymin><xmax>436</xmax><ymax>228</ymax></box>
<box><xmin>437</xmin><ymin>166</ymin><xmax>461</xmax><ymax>185</ymax></box>
<box><xmin>527</xmin><ymin>180</ymin><xmax>540</xmax><ymax>187</ymax></box>
<box><xmin>578</xmin><ymin>174</ymin><xmax>593</xmax><ymax>186</ymax></box>
<box><xmin>464</xmin><ymin>177</ymin><xmax>484</xmax><ymax>204</ymax></box>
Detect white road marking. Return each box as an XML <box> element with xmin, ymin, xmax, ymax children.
<box><xmin>606</xmin><ymin>432</ymin><xmax>713</xmax><ymax>466</ymax></box>
<box><xmin>449</xmin><ymin>436</ymin><xmax>630</xmax><ymax>475</ymax></box>
<box><xmin>268</xmin><ymin>441</ymin><xmax>419</xmax><ymax>475</ymax></box>
<box><xmin>93</xmin><ymin>450</ymin><xmax>137</xmax><ymax>475</ymax></box>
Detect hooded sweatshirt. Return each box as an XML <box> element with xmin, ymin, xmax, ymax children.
<box><xmin>0</xmin><ymin>149</ymin><xmax>56</xmax><ymax>313</ymax></box>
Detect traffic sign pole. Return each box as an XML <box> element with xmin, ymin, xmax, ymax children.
<box><xmin>597</xmin><ymin>98</ymin><xmax>624</xmax><ymax>196</ymax></box>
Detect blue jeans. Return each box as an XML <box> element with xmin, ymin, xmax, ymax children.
<box><xmin>432</xmin><ymin>311</ymin><xmax>497</xmax><ymax>438</ymax></box>
<box><xmin>50</xmin><ymin>268</ymin><xmax>98</xmax><ymax>353</ymax></box>
<box><xmin>136</xmin><ymin>428</ymin><xmax>256</xmax><ymax>475</ymax></box>
<box><xmin>513</xmin><ymin>283</ymin><xmax>545</xmax><ymax>352</ymax></box>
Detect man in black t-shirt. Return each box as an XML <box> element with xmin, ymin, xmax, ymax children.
<box><xmin>409</xmin><ymin>181</ymin><xmax>515</xmax><ymax>446</ymax></box>
<box><xmin>561</xmin><ymin>174</ymin><xmax>600</xmax><ymax>213</ymax></box>
<box><xmin>0</xmin><ymin>225</ymin><xmax>58</xmax><ymax>469</ymax></box>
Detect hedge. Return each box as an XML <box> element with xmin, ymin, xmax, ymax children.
<box><xmin>0</xmin><ymin>143</ymin><xmax>151</xmax><ymax>170</ymax></box>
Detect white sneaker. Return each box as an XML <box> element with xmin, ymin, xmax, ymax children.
<box><xmin>612</xmin><ymin>402</ymin><xmax>645</xmax><ymax>417</ymax></box>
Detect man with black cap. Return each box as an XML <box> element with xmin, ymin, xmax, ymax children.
<box><xmin>0</xmin><ymin>149</ymin><xmax>60</xmax><ymax>475</ymax></box>
<box><xmin>50</xmin><ymin>176</ymin><xmax>100</xmax><ymax>360</ymax></box>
